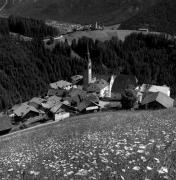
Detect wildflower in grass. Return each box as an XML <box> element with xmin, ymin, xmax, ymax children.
<box><xmin>75</xmin><ymin>169</ymin><xmax>88</xmax><ymax>176</ymax></box>
<box><xmin>146</xmin><ymin>166</ymin><xmax>152</xmax><ymax>171</ymax></box>
<box><xmin>133</xmin><ymin>166</ymin><xmax>140</xmax><ymax>171</ymax></box>
<box><xmin>158</xmin><ymin>167</ymin><xmax>168</xmax><ymax>174</ymax></box>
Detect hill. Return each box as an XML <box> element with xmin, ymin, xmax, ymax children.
<box><xmin>0</xmin><ymin>109</ymin><xmax>176</xmax><ymax>179</ymax></box>
<box><xmin>3</xmin><ymin>0</ymin><xmax>160</xmax><ymax>25</ymax></box>
<box><xmin>120</xmin><ymin>0</ymin><xmax>176</xmax><ymax>35</ymax></box>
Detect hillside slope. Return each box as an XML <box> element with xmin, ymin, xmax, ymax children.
<box><xmin>3</xmin><ymin>0</ymin><xmax>159</xmax><ymax>25</ymax></box>
<box><xmin>0</xmin><ymin>109</ymin><xmax>176</xmax><ymax>179</ymax></box>
<box><xmin>120</xmin><ymin>0</ymin><xmax>176</xmax><ymax>34</ymax></box>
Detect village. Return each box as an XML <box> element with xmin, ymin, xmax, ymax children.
<box><xmin>0</xmin><ymin>47</ymin><xmax>175</xmax><ymax>136</ymax></box>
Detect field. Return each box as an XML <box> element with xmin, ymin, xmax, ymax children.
<box><xmin>63</xmin><ymin>30</ymin><xmax>162</xmax><ymax>45</ymax></box>
<box><xmin>0</xmin><ymin>109</ymin><xmax>176</xmax><ymax>179</ymax></box>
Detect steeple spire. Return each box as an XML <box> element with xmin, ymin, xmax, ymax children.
<box><xmin>87</xmin><ymin>44</ymin><xmax>92</xmax><ymax>84</ymax></box>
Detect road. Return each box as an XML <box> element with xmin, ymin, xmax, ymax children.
<box><xmin>0</xmin><ymin>0</ymin><xmax>7</xmax><ymax>12</ymax></box>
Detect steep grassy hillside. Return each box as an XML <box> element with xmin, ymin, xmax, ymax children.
<box><xmin>3</xmin><ymin>0</ymin><xmax>159</xmax><ymax>25</ymax></box>
<box><xmin>0</xmin><ymin>109</ymin><xmax>176</xmax><ymax>179</ymax></box>
<box><xmin>120</xmin><ymin>0</ymin><xmax>176</xmax><ymax>34</ymax></box>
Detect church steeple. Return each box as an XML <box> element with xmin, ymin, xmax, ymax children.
<box><xmin>87</xmin><ymin>45</ymin><xmax>92</xmax><ymax>84</ymax></box>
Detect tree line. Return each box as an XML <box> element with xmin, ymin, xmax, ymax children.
<box><xmin>0</xmin><ymin>28</ymin><xmax>176</xmax><ymax>110</ymax></box>
<box><xmin>0</xmin><ymin>15</ymin><xmax>59</xmax><ymax>38</ymax></box>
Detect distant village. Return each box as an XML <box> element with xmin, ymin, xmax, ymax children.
<box><xmin>0</xmin><ymin>48</ymin><xmax>175</xmax><ymax>136</ymax></box>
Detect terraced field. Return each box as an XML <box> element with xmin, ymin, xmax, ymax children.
<box><xmin>0</xmin><ymin>110</ymin><xmax>176</xmax><ymax>179</ymax></box>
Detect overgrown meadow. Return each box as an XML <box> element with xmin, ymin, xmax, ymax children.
<box><xmin>0</xmin><ymin>109</ymin><xmax>176</xmax><ymax>180</ymax></box>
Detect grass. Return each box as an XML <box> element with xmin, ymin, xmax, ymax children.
<box><xmin>0</xmin><ymin>109</ymin><xmax>176</xmax><ymax>179</ymax></box>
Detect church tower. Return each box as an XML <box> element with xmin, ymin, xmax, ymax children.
<box><xmin>87</xmin><ymin>46</ymin><xmax>92</xmax><ymax>84</ymax></box>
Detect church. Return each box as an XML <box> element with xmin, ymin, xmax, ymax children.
<box><xmin>83</xmin><ymin>47</ymin><xmax>138</xmax><ymax>98</ymax></box>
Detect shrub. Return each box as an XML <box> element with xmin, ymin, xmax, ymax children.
<box><xmin>121</xmin><ymin>89</ymin><xmax>138</xmax><ymax>109</ymax></box>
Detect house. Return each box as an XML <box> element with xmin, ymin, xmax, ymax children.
<box><xmin>49</xmin><ymin>80</ymin><xmax>72</xmax><ymax>90</ymax></box>
<box><xmin>14</xmin><ymin>103</ymin><xmax>43</xmax><ymax>121</ymax></box>
<box><xmin>141</xmin><ymin>92</ymin><xmax>174</xmax><ymax>109</ymax></box>
<box><xmin>69</xmin><ymin>88</ymin><xmax>87</xmax><ymax>106</ymax></box>
<box><xmin>138</xmin><ymin>84</ymin><xmax>170</xmax><ymax>97</ymax></box>
<box><xmin>111</xmin><ymin>74</ymin><xmax>138</xmax><ymax>94</ymax></box>
<box><xmin>28</xmin><ymin>97</ymin><xmax>45</xmax><ymax>109</ymax></box>
<box><xmin>47</xmin><ymin>88</ymin><xmax>66</xmax><ymax>97</ymax></box>
<box><xmin>77</xmin><ymin>93</ymin><xmax>100</xmax><ymax>112</ymax></box>
<box><xmin>87</xmin><ymin>79</ymin><xmax>109</xmax><ymax>98</ymax></box>
<box><xmin>0</xmin><ymin>115</ymin><xmax>12</xmax><ymax>135</ymax></box>
<box><xmin>55</xmin><ymin>112</ymin><xmax>70</xmax><ymax>122</ymax></box>
<box><xmin>41</xmin><ymin>96</ymin><xmax>62</xmax><ymax>110</ymax></box>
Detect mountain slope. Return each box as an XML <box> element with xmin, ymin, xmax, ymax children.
<box><xmin>3</xmin><ymin>0</ymin><xmax>159</xmax><ymax>25</ymax></box>
<box><xmin>120</xmin><ymin>0</ymin><xmax>176</xmax><ymax>34</ymax></box>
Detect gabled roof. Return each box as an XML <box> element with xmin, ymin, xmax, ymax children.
<box><xmin>141</xmin><ymin>92</ymin><xmax>174</xmax><ymax>108</ymax></box>
<box><xmin>50</xmin><ymin>101</ymin><xmax>63</xmax><ymax>113</ymax></box>
<box><xmin>87</xmin><ymin>79</ymin><xmax>109</xmax><ymax>93</ymax></box>
<box><xmin>71</xmin><ymin>75</ymin><xmax>83</xmax><ymax>82</ymax></box>
<box><xmin>0</xmin><ymin>115</ymin><xmax>12</xmax><ymax>132</ymax></box>
<box><xmin>42</xmin><ymin>96</ymin><xmax>62</xmax><ymax>109</ymax></box>
<box><xmin>112</xmin><ymin>74</ymin><xmax>138</xmax><ymax>94</ymax></box>
<box><xmin>14</xmin><ymin>104</ymin><xmax>40</xmax><ymax>117</ymax></box>
<box><xmin>29</xmin><ymin>97</ymin><xmax>45</xmax><ymax>105</ymax></box>
<box><xmin>47</xmin><ymin>88</ymin><xmax>66</xmax><ymax>97</ymax></box>
<box><xmin>139</xmin><ymin>84</ymin><xmax>170</xmax><ymax>96</ymax></box>
<box><xmin>50</xmin><ymin>80</ymin><xmax>72</xmax><ymax>89</ymax></box>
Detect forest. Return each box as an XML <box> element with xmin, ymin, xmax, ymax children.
<box><xmin>0</xmin><ymin>15</ymin><xmax>58</xmax><ymax>38</ymax></box>
<box><xmin>0</xmin><ymin>21</ymin><xmax>176</xmax><ymax>110</ymax></box>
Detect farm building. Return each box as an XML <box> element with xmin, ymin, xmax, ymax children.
<box><xmin>13</xmin><ymin>103</ymin><xmax>43</xmax><ymax>121</ymax></box>
<box><xmin>28</xmin><ymin>97</ymin><xmax>45</xmax><ymax>109</ymax></box>
<box><xmin>0</xmin><ymin>115</ymin><xmax>12</xmax><ymax>135</ymax></box>
<box><xmin>138</xmin><ymin>84</ymin><xmax>170</xmax><ymax>96</ymax></box>
<box><xmin>141</xmin><ymin>92</ymin><xmax>174</xmax><ymax>109</ymax></box>
<box><xmin>41</xmin><ymin>96</ymin><xmax>62</xmax><ymax>109</ymax></box>
<box><xmin>77</xmin><ymin>93</ymin><xmax>100</xmax><ymax>112</ymax></box>
<box><xmin>111</xmin><ymin>74</ymin><xmax>138</xmax><ymax>94</ymax></box>
<box><xmin>49</xmin><ymin>80</ymin><xmax>72</xmax><ymax>90</ymax></box>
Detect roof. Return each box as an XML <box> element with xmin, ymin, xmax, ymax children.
<box><xmin>50</xmin><ymin>101</ymin><xmax>63</xmax><ymax>113</ymax></box>
<box><xmin>0</xmin><ymin>115</ymin><xmax>12</xmax><ymax>132</ymax></box>
<box><xmin>141</xmin><ymin>92</ymin><xmax>174</xmax><ymax>108</ymax></box>
<box><xmin>47</xmin><ymin>88</ymin><xmax>66</xmax><ymax>97</ymax></box>
<box><xmin>112</xmin><ymin>74</ymin><xmax>138</xmax><ymax>94</ymax></box>
<box><xmin>77</xmin><ymin>93</ymin><xmax>99</xmax><ymax>112</ymax></box>
<box><xmin>42</xmin><ymin>96</ymin><xmax>62</xmax><ymax>109</ymax></box>
<box><xmin>29</xmin><ymin>97</ymin><xmax>45</xmax><ymax>105</ymax></box>
<box><xmin>94</xmin><ymin>74</ymin><xmax>111</xmax><ymax>83</ymax></box>
<box><xmin>139</xmin><ymin>84</ymin><xmax>170</xmax><ymax>96</ymax></box>
<box><xmin>14</xmin><ymin>104</ymin><xmax>40</xmax><ymax>117</ymax></box>
<box><xmin>87</xmin><ymin>79</ymin><xmax>108</xmax><ymax>93</ymax></box>
<box><xmin>69</xmin><ymin>88</ymin><xmax>86</xmax><ymax>98</ymax></box>
<box><xmin>49</xmin><ymin>80</ymin><xmax>72</xmax><ymax>89</ymax></box>
<box><xmin>71</xmin><ymin>75</ymin><xmax>83</xmax><ymax>82</ymax></box>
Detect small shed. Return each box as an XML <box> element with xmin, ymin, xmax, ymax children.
<box><xmin>141</xmin><ymin>92</ymin><xmax>174</xmax><ymax>109</ymax></box>
<box><xmin>0</xmin><ymin>115</ymin><xmax>12</xmax><ymax>135</ymax></box>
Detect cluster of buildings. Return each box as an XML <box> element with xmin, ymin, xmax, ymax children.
<box><xmin>0</xmin><ymin>49</ymin><xmax>175</xmax><ymax>135</ymax></box>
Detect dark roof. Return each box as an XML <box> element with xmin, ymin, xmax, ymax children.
<box><xmin>141</xmin><ymin>92</ymin><xmax>174</xmax><ymax>108</ymax></box>
<box><xmin>0</xmin><ymin>115</ymin><xmax>12</xmax><ymax>132</ymax></box>
<box><xmin>94</xmin><ymin>74</ymin><xmax>111</xmax><ymax>83</ymax></box>
<box><xmin>47</xmin><ymin>89</ymin><xmax>66</xmax><ymax>97</ymax></box>
<box><xmin>112</xmin><ymin>74</ymin><xmax>138</xmax><ymax>94</ymax></box>
<box><xmin>69</xmin><ymin>88</ymin><xmax>86</xmax><ymax>98</ymax></box>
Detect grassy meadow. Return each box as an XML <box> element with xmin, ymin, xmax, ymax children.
<box><xmin>0</xmin><ymin>109</ymin><xmax>176</xmax><ymax>179</ymax></box>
